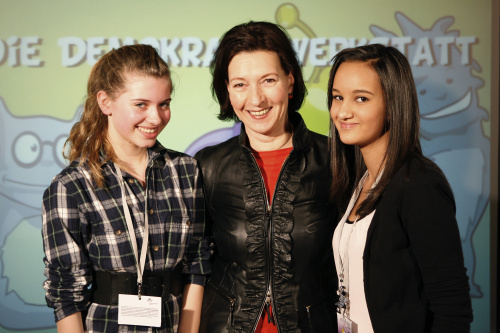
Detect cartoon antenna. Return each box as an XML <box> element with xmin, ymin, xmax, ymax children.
<box><xmin>275</xmin><ymin>3</ymin><xmax>322</xmax><ymax>83</ymax></box>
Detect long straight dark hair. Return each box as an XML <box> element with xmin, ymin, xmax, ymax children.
<box><xmin>327</xmin><ymin>44</ymin><xmax>422</xmax><ymax>216</ymax></box>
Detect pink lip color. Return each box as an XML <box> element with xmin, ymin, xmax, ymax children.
<box><xmin>247</xmin><ymin>107</ymin><xmax>271</xmax><ymax>119</ymax></box>
<box><xmin>340</xmin><ymin>121</ymin><xmax>357</xmax><ymax>129</ymax></box>
<box><xmin>138</xmin><ymin>127</ymin><xmax>159</xmax><ymax>139</ymax></box>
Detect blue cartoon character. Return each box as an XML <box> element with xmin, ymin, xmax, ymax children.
<box><xmin>370</xmin><ymin>12</ymin><xmax>490</xmax><ymax>297</ymax></box>
<box><xmin>0</xmin><ymin>97</ymin><xmax>79</xmax><ymax>329</ymax></box>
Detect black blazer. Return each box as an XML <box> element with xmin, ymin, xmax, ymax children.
<box><xmin>363</xmin><ymin>155</ymin><xmax>472</xmax><ymax>332</ymax></box>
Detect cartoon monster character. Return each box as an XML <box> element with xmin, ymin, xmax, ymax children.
<box><xmin>0</xmin><ymin>97</ymin><xmax>80</xmax><ymax>329</ymax></box>
<box><xmin>370</xmin><ymin>12</ymin><xmax>490</xmax><ymax>297</ymax></box>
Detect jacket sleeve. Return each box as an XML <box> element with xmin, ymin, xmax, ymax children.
<box><xmin>399</xmin><ymin>166</ymin><xmax>473</xmax><ymax>332</ymax></box>
<box><xmin>42</xmin><ymin>177</ymin><xmax>92</xmax><ymax>322</ymax></box>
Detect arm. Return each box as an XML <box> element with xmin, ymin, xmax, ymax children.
<box><xmin>178</xmin><ymin>284</ymin><xmax>204</xmax><ymax>333</ymax></box>
<box><xmin>176</xmin><ymin>158</ymin><xmax>212</xmax><ymax>330</ymax></box>
<box><xmin>56</xmin><ymin>312</ymin><xmax>84</xmax><ymax>333</ymax></box>
<box><xmin>401</xmin><ymin>165</ymin><xmax>472</xmax><ymax>332</ymax></box>
<box><xmin>179</xmin><ymin>159</ymin><xmax>212</xmax><ymax>286</ymax></box>
<box><xmin>42</xmin><ymin>177</ymin><xmax>92</xmax><ymax>323</ymax></box>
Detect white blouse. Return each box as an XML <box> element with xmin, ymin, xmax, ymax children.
<box><xmin>332</xmin><ymin>173</ymin><xmax>376</xmax><ymax>333</ymax></box>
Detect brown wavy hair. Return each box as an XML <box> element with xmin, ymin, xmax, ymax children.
<box><xmin>64</xmin><ymin>44</ymin><xmax>172</xmax><ymax>187</ymax></box>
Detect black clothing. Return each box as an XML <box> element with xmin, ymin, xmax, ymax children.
<box><xmin>196</xmin><ymin>113</ymin><xmax>337</xmax><ymax>332</ymax></box>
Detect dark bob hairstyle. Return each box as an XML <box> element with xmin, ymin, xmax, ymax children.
<box><xmin>211</xmin><ymin>21</ymin><xmax>306</xmax><ymax>121</ymax></box>
<box><xmin>327</xmin><ymin>44</ymin><xmax>422</xmax><ymax>215</ymax></box>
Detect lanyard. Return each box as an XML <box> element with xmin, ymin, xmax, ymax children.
<box><xmin>115</xmin><ymin>165</ymin><xmax>149</xmax><ymax>299</ymax></box>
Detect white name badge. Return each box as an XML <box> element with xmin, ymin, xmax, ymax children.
<box><xmin>337</xmin><ymin>312</ymin><xmax>358</xmax><ymax>333</ymax></box>
<box><xmin>118</xmin><ymin>294</ymin><xmax>162</xmax><ymax>327</ymax></box>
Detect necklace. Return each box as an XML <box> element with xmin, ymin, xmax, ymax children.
<box><xmin>335</xmin><ymin>172</ymin><xmax>368</xmax><ymax>316</ymax></box>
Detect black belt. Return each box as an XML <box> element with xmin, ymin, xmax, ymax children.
<box><xmin>92</xmin><ymin>268</ymin><xmax>183</xmax><ymax>305</ymax></box>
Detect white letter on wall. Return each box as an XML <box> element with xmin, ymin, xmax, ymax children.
<box><xmin>87</xmin><ymin>37</ymin><xmax>105</xmax><ymax>66</ymax></box>
<box><xmin>20</xmin><ymin>37</ymin><xmax>42</xmax><ymax>67</ymax></box>
<box><xmin>309</xmin><ymin>37</ymin><xmax>327</xmax><ymax>66</ymax></box>
<box><xmin>182</xmin><ymin>37</ymin><xmax>203</xmax><ymax>67</ymax></box>
<box><xmin>159</xmin><ymin>38</ymin><xmax>181</xmax><ymax>67</ymax></box>
<box><xmin>58</xmin><ymin>37</ymin><xmax>86</xmax><ymax>67</ymax></box>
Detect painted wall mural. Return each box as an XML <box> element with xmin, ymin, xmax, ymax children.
<box><xmin>0</xmin><ymin>1</ymin><xmax>492</xmax><ymax>331</ymax></box>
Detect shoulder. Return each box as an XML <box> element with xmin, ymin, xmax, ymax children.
<box><xmin>157</xmin><ymin>148</ymin><xmax>202</xmax><ymax>183</ymax></box>
<box><xmin>308</xmin><ymin>130</ymin><xmax>328</xmax><ymax>148</ymax></box>
<box><xmin>162</xmin><ymin>148</ymin><xmax>197</xmax><ymax>166</ymax></box>
<box><xmin>44</xmin><ymin>161</ymin><xmax>91</xmax><ymax>199</ymax></box>
<box><xmin>386</xmin><ymin>154</ymin><xmax>455</xmax><ymax>208</ymax></box>
<box><xmin>194</xmin><ymin>136</ymin><xmax>240</xmax><ymax>166</ymax></box>
<box><xmin>49</xmin><ymin>161</ymin><xmax>89</xmax><ymax>188</ymax></box>
<box><xmin>394</xmin><ymin>155</ymin><xmax>450</xmax><ymax>189</ymax></box>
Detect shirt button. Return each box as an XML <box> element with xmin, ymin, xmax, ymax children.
<box><xmin>186</xmin><ymin>220</ymin><xmax>191</xmax><ymax>226</ymax></box>
<box><xmin>149</xmin><ymin>209</ymin><xmax>154</xmax><ymax>215</ymax></box>
<box><xmin>153</xmin><ymin>245</ymin><xmax>159</xmax><ymax>252</ymax></box>
<box><xmin>115</xmin><ymin>230</ymin><xmax>122</xmax><ymax>236</ymax></box>
<box><xmin>128</xmin><ymin>179</ymin><xmax>134</xmax><ymax>184</ymax></box>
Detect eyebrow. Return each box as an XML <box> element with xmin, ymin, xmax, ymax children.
<box><xmin>131</xmin><ymin>98</ymin><xmax>172</xmax><ymax>102</ymax></box>
<box><xmin>332</xmin><ymin>88</ymin><xmax>375</xmax><ymax>95</ymax></box>
<box><xmin>228</xmin><ymin>72</ymin><xmax>280</xmax><ymax>82</ymax></box>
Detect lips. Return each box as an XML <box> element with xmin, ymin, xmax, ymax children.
<box><xmin>339</xmin><ymin>121</ymin><xmax>357</xmax><ymax>129</ymax></box>
<box><xmin>248</xmin><ymin>107</ymin><xmax>271</xmax><ymax>116</ymax></box>
<box><xmin>138</xmin><ymin>127</ymin><xmax>158</xmax><ymax>134</ymax></box>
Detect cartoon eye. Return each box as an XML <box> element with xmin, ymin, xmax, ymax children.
<box><xmin>54</xmin><ymin>135</ymin><xmax>69</xmax><ymax>168</ymax></box>
<box><xmin>446</xmin><ymin>78</ymin><xmax>453</xmax><ymax>84</ymax></box>
<box><xmin>12</xmin><ymin>132</ymin><xmax>42</xmax><ymax>168</ymax></box>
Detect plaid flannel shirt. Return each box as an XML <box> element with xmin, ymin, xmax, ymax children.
<box><xmin>42</xmin><ymin>142</ymin><xmax>210</xmax><ymax>332</ymax></box>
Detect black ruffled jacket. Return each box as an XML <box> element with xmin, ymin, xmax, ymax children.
<box><xmin>195</xmin><ymin>113</ymin><xmax>338</xmax><ymax>332</ymax></box>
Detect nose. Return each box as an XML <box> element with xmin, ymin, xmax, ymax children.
<box><xmin>335</xmin><ymin>102</ymin><xmax>352</xmax><ymax>120</ymax></box>
<box><xmin>248</xmin><ymin>85</ymin><xmax>265</xmax><ymax>106</ymax></box>
<box><xmin>146</xmin><ymin>105</ymin><xmax>164</xmax><ymax>125</ymax></box>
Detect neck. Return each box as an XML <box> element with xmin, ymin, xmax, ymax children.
<box><xmin>112</xmin><ymin>143</ymin><xmax>149</xmax><ymax>183</ymax></box>
<box><xmin>246</xmin><ymin>129</ymin><xmax>293</xmax><ymax>152</ymax></box>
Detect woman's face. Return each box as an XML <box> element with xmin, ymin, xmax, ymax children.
<box><xmin>227</xmin><ymin>51</ymin><xmax>294</xmax><ymax>141</ymax></box>
<box><xmin>100</xmin><ymin>73</ymin><xmax>172</xmax><ymax>156</ymax></box>
<box><xmin>330</xmin><ymin>61</ymin><xmax>388</xmax><ymax>152</ymax></box>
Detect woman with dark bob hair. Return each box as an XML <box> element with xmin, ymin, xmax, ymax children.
<box><xmin>328</xmin><ymin>44</ymin><xmax>473</xmax><ymax>332</ymax></box>
<box><xmin>195</xmin><ymin>21</ymin><xmax>337</xmax><ymax>332</ymax></box>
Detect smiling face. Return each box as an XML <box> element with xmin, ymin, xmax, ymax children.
<box><xmin>227</xmin><ymin>51</ymin><xmax>294</xmax><ymax>143</ymax></box>
<box><xmin>330</xmin><ymin>61</ymin><xmax>388</xmax><ymax>153</ymax></box>
<box><xmin>99</xmin><ymin>73</ymin><xmax>172</xmax><ymax>157</ymax></box>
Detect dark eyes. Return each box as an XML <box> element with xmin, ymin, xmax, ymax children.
<box><xmin>332</xmin><ymin>95</ymin><xmax>368</xmax><ymax>102</ymax></box>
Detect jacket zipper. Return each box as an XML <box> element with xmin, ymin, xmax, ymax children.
<box><xmin>228</xmin><ymin>296</ymin><xmax>235</xmax><ymax>328</ymax></box>
<box><xmin>247</xmin><ymin>149</ymin><xmax>292</xmax><ymax>333</ymax></box>
<box><xmin>306</xmin><ymin>305</ymin><xmax>314</xmax><ymax>332</ymax></box>
<box><xmin>208</xmin><ymin>281</ymin><xmax>236</xmax><ymax>329</ymax></box>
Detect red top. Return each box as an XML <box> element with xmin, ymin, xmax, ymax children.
<box><xmin>251</xmin><ymin>147</ymin><xmax>293</xmax><ymax>333</ymax></box>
